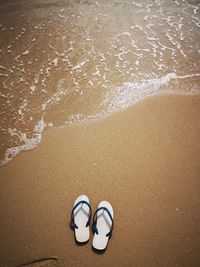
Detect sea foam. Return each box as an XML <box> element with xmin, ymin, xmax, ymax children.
<box><xmin>0</xmin><ymin>119</ymin><xmax>45</xmax><ymax>166</ymax></box>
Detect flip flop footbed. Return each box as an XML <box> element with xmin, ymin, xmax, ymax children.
<box><xmin>73</xmin><ymin>195</ymin><xmax>90</xmax><ymax>243</ymax></box>
<box><xmin>92</xmin><ymin>201</ymin><xmax>114</xmax><ymax>250</ymax></box>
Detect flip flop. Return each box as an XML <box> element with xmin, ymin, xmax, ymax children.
<box><xmin>70</xmin><ymin>195</ymin><xmax>92</xmax><ymax>243</ymax></box>
<box><xmin>92</xmin><ymin>201</ymin><xmax>114</xmax><ymax>250</ymax></box>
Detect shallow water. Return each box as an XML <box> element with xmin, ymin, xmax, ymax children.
<box><xmin>0</xmin><ymin>0</ymin><xmax>200</xmax><ymax>165</ymax></box>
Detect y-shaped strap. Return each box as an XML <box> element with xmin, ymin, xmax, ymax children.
<box><xmin>70</xmin><ymin>200</ymin><xmax>92</xmax><ymax>229</ymax></box>
<box><xmin>92</xmin><ymin>207</ymin><xmax>114</xmax><ymax>237</ymax></box>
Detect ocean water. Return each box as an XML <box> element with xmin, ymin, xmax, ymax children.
<box><xmin>0</xmin><ymin>0</ymin><xmax>200</xmax><ymax>165</ymax></box>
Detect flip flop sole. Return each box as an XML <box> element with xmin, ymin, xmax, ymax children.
<box><xmin>92</xmin><ymin>201</ymin><xmax>114</xmax><ymax>250</ymax></box>
<box><xmin>73</xmin><ymin>195</ymin><xmax>90</xmax><ymax>243</ymax></box>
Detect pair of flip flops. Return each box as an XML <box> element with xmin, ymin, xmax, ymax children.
<box><xmin>70</xmin><ymin>195</ymin><xmax>114</xmax><ymax>251</ymax></box>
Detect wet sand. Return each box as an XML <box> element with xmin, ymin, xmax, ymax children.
<box><xmin>1</xmin><ymin>0</ymin><xmax>200</xmax><ymax>164</ymax></box>
<box><xmin>0</xmin><ymin>94</ymin><xmax>200</xmax><ymax>267</ymax></box>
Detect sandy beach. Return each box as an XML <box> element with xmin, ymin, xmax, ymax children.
<box><xmin>0</xmin><ymin>0</ymin><xmax>200</xmax><ymax>266</ymax></box>
<box><xmin>0</xmin><ymin>94</ymin><xmax>200</xmax><ymax>267</ymax></box>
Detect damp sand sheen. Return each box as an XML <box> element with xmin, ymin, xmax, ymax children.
<box><xmin>0</xmin><ymin>0</ymin><xmax>200</xmax><ymax>267</ymax></box>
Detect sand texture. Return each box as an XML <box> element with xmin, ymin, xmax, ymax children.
<box><xmin>1</xmin><ymin>0</ymin><xmax>200</xmax><ymax>165</ymax></box>
<box><xmin>0</xmin><ymin>94</ymin><xmax>200</xmax><ymax>267</ymax></box>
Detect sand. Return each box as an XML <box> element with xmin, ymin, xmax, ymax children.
<box><xmin>1</xmin><ymin>0</ymin><xmax>200</xmax><ymax>163</ymax></box>
<box><xmin>0</xmin><ymin>94</ymin><xmax>200</xmax><ymax>267</ymax></box>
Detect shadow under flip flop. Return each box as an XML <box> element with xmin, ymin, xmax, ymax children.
<box><xmin>92</xmin><ymin>246</ymin><xmax>106</xmax><ymax>255</ymax></box>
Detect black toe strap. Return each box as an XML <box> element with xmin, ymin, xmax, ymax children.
<box><xmin>70</xmin><ymin>200</ymin><xmax>92</xmax><ymax>229</ymax></box>
<box><xmin>92</xmin><ymin>207</ymin><xmax>114</xmax><ymax>237</ymax></box>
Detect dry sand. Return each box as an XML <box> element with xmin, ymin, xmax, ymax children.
<box><xmin>0</xmin><ymin>94</ymin><xmax>200</xmax><ymax>267</ymax></box>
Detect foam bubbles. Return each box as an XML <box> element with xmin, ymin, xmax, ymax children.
<box><xmin>63</xmin><ymin>72</ymin><xmax>200</xmax><ymax>126</ymax></box>
<box><xmin>103</xmin><ymin>73</ymin><xmax>177</xmax><ymax>113</ymax></box>
<box><xmin>22</xmin><ymin>50</ymin><xmax>29</xmax><ymax>55</ymax></box>
<box><xmin>0</xmin><ymin>119</ymin><xmax>46</xmax><ymax>166</ymax></box>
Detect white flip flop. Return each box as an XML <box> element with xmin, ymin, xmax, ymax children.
<box><xmin>92</xmin><ymin>201</ymin><xmax>114</xmax><ymax>250</ymax></box>
<box><xmin>70</xmin><ymin>195</ymin><xmax>92</xmax><ymax>243</ymax></box>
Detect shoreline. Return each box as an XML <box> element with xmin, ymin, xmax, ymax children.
<box><xmin>0</xmin><ymin>93</ymin><xmax>200</xmax><ymax>267</ymax></box>
<box><xmin>1</xmin><ymin>89</ymin><xmax>200</xmax><ymax>167</ymax></box>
